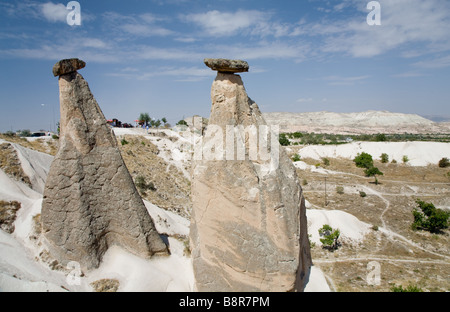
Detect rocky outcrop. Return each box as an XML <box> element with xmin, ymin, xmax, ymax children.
<box><xmin>190</xmin><ymin>59</ymin><xmax>311</xmax><ymax>292</ymax></box>
<box><xmin>262</xmin><ymin>111</ymin><xmax>450</xmax><ymax>135</ymax></box>
<box><xmin>41</xmin><ymin>59</ymin><xmax>168</xmax><ymax>270</ymax></box>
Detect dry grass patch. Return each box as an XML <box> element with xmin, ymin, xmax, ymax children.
<box><xmin>0</xmin><ymin>200</ymin><xmax>21</xmax><ymax>233</ymax></box>
<box><xmin>118</xmin><ymin>135</ymin><xmax>192</xmax><ymax>217</ymax></box>
<box><xmin>90</xmin><ymin>279</ymin><xmax>120</xmax><ymax>292</ymax></box>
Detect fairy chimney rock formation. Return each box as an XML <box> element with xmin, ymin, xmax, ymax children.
<box><xmin>190</xmin><ymin>59</ymin><xmax>311</xmax><ymax>292</ymax></box>
<box><xmin>42</xmin><ymin>58</ymin><xmax>168</xmax><ymax>270</ymax></box>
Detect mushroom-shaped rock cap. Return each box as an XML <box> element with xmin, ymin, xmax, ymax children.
<box><xmin>204</xmin><ymin>58</ymin><xmax>249</xmax><ymax>73</ymax></box>
<box><xmin>53</xmin><ymin>58</ymin><xmax>86</xmax><ymax>77</ymax></box>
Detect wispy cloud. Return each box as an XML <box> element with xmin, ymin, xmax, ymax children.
<box><xmin>413</xmin><ymin>55</ymin><xmax>450</xmax><ymax>69</ymax></box>
<box><xmin>183</xmin><ymin>10</ymin><xmax>269</xmax><ymax>37</ymax></box>
<box><xmin>108</xmin><ymin>66</ymin><xmax>214</xmax><ymax>81</ymax></box>
<box><xmin>297</xmin><ymin>98</ymin><xmax>313</xmax><ymax>103</ymax></box>
<box><xmin>392</xmin><ymin>71</ymin><xmax>425</xmax><ymax>78</ymax></box>
<box><xmin>323</xmin><ymin>75</ymin><xmax>370</xmax><ymax>86</ymax></box>
<box><xmin>103</xmin><ymin>11</ymin><xmax>174</xmax><ymax>37</ymax></box>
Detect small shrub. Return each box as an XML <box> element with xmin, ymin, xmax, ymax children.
<box><xmin>371</xmin><ymin>224</ymin><xmax>379</xmax><ymax>231</ymax></box>
<box><xmin>322</xmin><ymin>157</ymin><xmax>330</xmax><ymax>166</ymax></box>
<box><xmin>318</xmin><ymin>224</ymin><xmax>341</xmax><ymax>251</ymax></box>
<box><xmin>412</xmin><ymin>199</ymin><xmax>449</xmax><ymax>233</ymax></box>
<box><xmin>52</xmin><ymin>134</ymin><xmax>59</xmax><ymax>140</ymax></box>
<box><xmin>375</xmin><ymin>133</ymin><xmax>387</xmax><ymax>142</ymax></box>
<box><xmin>183</xmin><ymin>238</ymin><xmax>191</xmax><ymax>256</ymax></box>
<box><xmin>3</xmin><ymin>131</ymin><xmax>15</xmax><ymax>137</ymax></box>
<box><xmin>391</xmin><ymin>159</ymin><xmax>397</xmax><ymax>164</ymax></box>
<box><xmin>135</xmin><ymin>176</ymin><xmax>156</xmax><ymax>193</ymax></box>
<box><xmin>402</xmin><ymin>155</ymin><xmax>409</xmax><ymax>163</ymax></box>
<box><xmin>302</xmin><ymin>179</ymin><xmax>308</xmax><ymax>186</ymax></box>
<box><xmin>390</xmin><ymin>284</ymin><xmax>423</xmax><ymax>292</ymax></box>
<box><xmin>292</xmin><ymin>154</ymin><xmax>301</xmax><ymax>162</ymax></box>
<box><xmin>380</xmin><ymin>153</ymin><xmax>389</xmax><ymax>163</ymax></box>
<box><xmin>308</xmin><ymin>234</ymin><xmax>316</xmax><ymax>249</ymax></box>
<box><xmin>279</xmin><ymin>133</ymin><xmax>290</xmax><ymax>146</ymax></box>
<box><xmin>121</xmin><ymin>138</ymin><xmax>129</xmax><ymax>146</ymax></box>
<box><xmin>359</xmin><ymin>191</ymin><xmax>367</xmax><ymax>198</ymax></box>
<box><xmin>438</xmin><ymin>157</ymin><xmax>450</xmax><ymax>168</ymax></box>
<box><xmin>336</xmin><ymin>186</ymin><xmax>344</xmax><ymax>194</ymax></box>
<box><xmin>135</xmin><ymin>176</ymin><xmax>147</xmax><ymax>191</ymax></box>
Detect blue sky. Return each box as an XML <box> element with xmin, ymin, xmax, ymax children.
<box><xmin>0</xmin><ymin>0</ymin><xmax>449</xmax><ymax>132</ymax></box>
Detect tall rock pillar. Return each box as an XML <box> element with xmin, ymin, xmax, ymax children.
<box><xmin>41</xmin><ymin>58</ymin><xmax>168</xmax><ymax>270</ymax></box>
<box><xmin>190</xmin><ymin>59</ymin><xmax>311</xmax><ymax>292</ymax></box>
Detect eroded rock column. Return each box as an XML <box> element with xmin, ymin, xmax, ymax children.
<box><xmin>190</xmin><ymin>58</ymin><xmax>311</xmax><ymax>292</ymax></box>
<box><xmin>41</xmin><ymin>58</ymin><xmax>168</xmax><ymax>270</ymax></box>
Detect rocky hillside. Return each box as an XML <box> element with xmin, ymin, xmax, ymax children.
<box><xmin>263</xmin><ymin>111</ymin><xmax>450</xmax><ymax>134</ymax></box>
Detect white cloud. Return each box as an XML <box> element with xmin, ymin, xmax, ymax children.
<box><xmin>297</xmin><ymin>98</ymin><xmax>313</xmax><ymax>103</ymax></box>
<box><xmin>41</xmin><ymin>2</ymin><xmax>67</xmax><ymax>23</ymax></box>
<box><xmin>314</xmin><ymin>0</ymin><xmax>450</xmax><ymax>58</ymax></box>
<box><xmin>183</xmin><ymin>10</ymin><xmax>269</xmax><ymax>37</ymax></box>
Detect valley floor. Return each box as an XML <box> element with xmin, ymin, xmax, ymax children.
<box><xmin>0</xmin><ymin>130</ymin><xmax>449</xmax><ymax>292</ymax></box>
<box><xmin>293</xmin><ymin>154</ymin><xmax>450</xmax><ymax>292</ymax></box>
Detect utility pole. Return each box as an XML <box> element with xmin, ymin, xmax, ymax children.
<box><xmin>325</xmin><ymin>176</ymin><xmax>328</xmax><ymax>206</ymax></box>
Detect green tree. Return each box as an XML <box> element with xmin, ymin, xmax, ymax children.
<box><xmin>364</xmin><ymin>166</ymin><xmax>383</xmax><ymax>185</ymax></box>
<box><xmin>354</xmin><ymin>152</ymin><xmax>374</xmax><ymax>169</ymax></box>
<box><xmin>438</xmin><ymin>157</ymin><xmax>450</xmax><ymax>168</ymax></box>
<box><xmin>279</xmin><ymin>133</ymin><xmax>290</xmax><ymax>146</ymax></box>
<box><xmin>318</xmin><ymin>224</ymin><xmax>341</xmax><ymax>251</ymax></box>
<box><xmin>402</xmin><ymin>155</ymin><xmax>409</xmax><ymax>164</ymax></box>
<box><xmin>154</xmin><ymin>119</ymin><xmax>162</xmax><ymax>128</ymax></box>
<box><xmin>380</xmin><ymin>153</ymin><xmax>389</xmax><ymax>163</ymax></box>
<box><xmin>375</xmin><ymin>133</ymin><xmax>387</xmax><ymax>142</ymax></box>
<box><xmin>19</xmin><ymin>129</ymin><xmax>31</xmax><ymax>137</ymax></box>
<box><xmin>176</xmin><ymin>120</ymin><xmax>188</xmax><ymax>126</ymax></box>
<box><xmin>138</xmin><ymin>113</ymin><xmax>151</xmax><ymax>127</ymax></box>
<box><xmin>412</xmin><ymin>200</ymin><xmax>449</xmax><ymax>233</ymax></box>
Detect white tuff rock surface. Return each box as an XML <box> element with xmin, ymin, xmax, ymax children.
<box><xmin>190</xmin><ymin>65</ymin><xmax>311</xmax><ymax>292</ymax></box>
